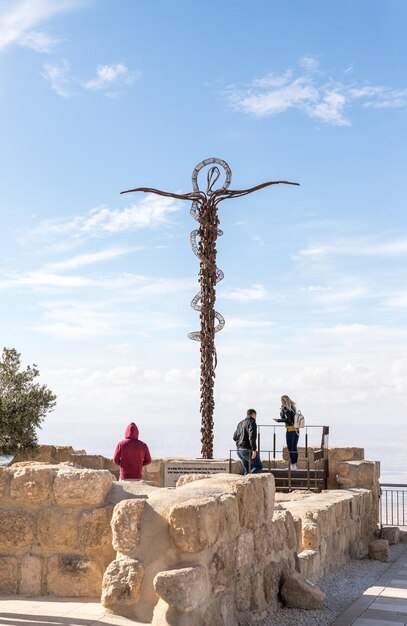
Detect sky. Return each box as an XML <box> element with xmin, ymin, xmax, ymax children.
<box><xmin>1</xmin><ymin>0</ymin><xmax>406</xmax><ymax>461</ymax></box>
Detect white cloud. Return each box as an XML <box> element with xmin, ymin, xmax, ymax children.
<box><xmin>221</xmin><ymin>283</ymin><xmax>268</xmax><ymax>301</ymax></box>
<box><xmin>297</xmin><ymin>236</ymin><xmax>407</xmax><ymax>259</ymax></box>
<box><xmin>27</xmin><ymin>194</ymin><xmax>181</xmax><ymax>241</ymax></box>
<box><xmin>0</xmin><ymin>0</ymin><xmax>82</xmax><ymax>51</ymax></box>
<box><xmin>83</xmin><ymin>63</ymin><xmax>140</xmax><ymax>96</ymax></box>
<box><xmin>226</xmin><ymin>57</ymin><xmax>407</xmax><ymax>126</ymax></box>
<box><xmin>42</xmin><ymin>60</ymin><xmax>74</xmax><ymax>97</ymax></box>
<box><xmin>47</xmin><ymin>246</ymin><xmax>131</xmax><ymax>271</ymax></box>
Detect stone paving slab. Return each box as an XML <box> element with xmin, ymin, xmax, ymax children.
<box><xmin>332</xmin><ymin>546</ymin><xmax>407</xmax><ymax>625</ymax></box>
<box><xmin>0</xmin><ymin>596</ymin><xmax>143</xmax><ymax>626</ymax></box>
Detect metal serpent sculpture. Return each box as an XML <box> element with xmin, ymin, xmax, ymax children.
<box><xmin>121</xmin><ymin>158</ymin><xmax>299</xmax><ymax>459</ymax></box>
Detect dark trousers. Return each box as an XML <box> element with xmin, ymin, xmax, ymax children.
<box><xmin>286</xmin><ymin>430</ymin><xmax>299</xmax><ymax>464</ymax></box>
<box><xmin>236</xmin><ymin>448</ymin><xmax>263</xmax><ymax>475</ymax></box>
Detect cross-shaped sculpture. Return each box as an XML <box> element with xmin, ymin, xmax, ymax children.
<box><xmin>122</xmin><ymin>158</ymin><xmax>299</xmax><ymax>458</ymax></box>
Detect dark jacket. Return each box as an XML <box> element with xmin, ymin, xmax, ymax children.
<box><xmin>113</xmin><ymin>422</ymin><xmax>152</xmax><ymax>480</ymax></box>
<box><xmin>276</xmin><ymin>406</ymin><xmax>296</xmax><ymax>428</ymax></box>
<box><xmin>233</xmin><ymin>417</ymin><xmax>257</xmax><ymax>451</ymax></box>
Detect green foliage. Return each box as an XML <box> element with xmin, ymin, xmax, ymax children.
<box><xmin>0</xmin><ymin>348</ymin><xmax>56</xmax><ymax>454</ymax></box>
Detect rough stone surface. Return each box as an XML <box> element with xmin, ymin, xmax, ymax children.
<box><xmin>10</xmin><ymin>466</ymin><xmax>53</xmax><ymax>504</ymax></box>
<box><xmin>168</xmin><ymin>496</ymin><xmax>225</xmax><ymax>553</ymax></box>
<box><xmin>381</xmin><ymin>526</ymin><xmax>400</xmax><ymax>545</ymax></box>
<box><xmin>0</xmin><ymin>509</ymin><xmax>34</xmax><ymax>550</ymax></box>
<box><xmin>297</xmin><ymin>549</ymin><xmax>321</xmax><ymax>579</ymax></box>
<box><xmin>101</xmin><ymin>556</ymin><xmax>144</xmax><ymax>607</ymax></box>
<box><xmin>369</xmin><ymin>538</ymin><xmax>389</xmax><ymax>562</ymax></box>
<box><xmin>53</xmin><ymin>468</ymin><xmax>113</xmax><ymax>506</ymax></box>
<box><xmin>20</xmin><ymin>554</ymin><xmax>43</xmax><ymax>596</ymax></box>
<box><xmin>0</xmin><ymin>556</ymin><xmax>18</xmax><ymax>593</ymax></box>
<box><xmin>111</xmin><ymin>499</ymin><xmax>146</xmax><ymax>553</ymax></box>
<box><xmin>209</xmin><ymin>545</ymin><xmax>236</xmax><ymax>596</ymax></box>
<box><xmin>154</xmin><ymin>566</ymin><xmax>208</xmax><ymax>612</ymax></box>
<box><xmin>281</xmin><ymin>571</ymin><xmax>326</xmax><ymax>609</ymax></box>
<box><xmin>46</xmin><ymin>555</ymin><xmax>103</xmax><ymax>596</ymax></box>
<box><xmin>37</xmin><ymin>507</ymin><xmax>78</xmax><ymax>549</ymax></box>
<box><xmin>176</xmin><ymin>474</ymin><xmax>213</xmax><ymax>487</ymax></box>
<box><xmin>236</xmin><ymin>531</ymin><xmax>255</xmax><ymax>569</ymax></box>
<box><xmin>0</xmin><ymin>468</ymin><xmax>10</xmax><ymax>497</ymax></box>
<box><xmin>79</xmin><ymin>506</ymin><xmax>113</xmax><ymax>549</ymax></box>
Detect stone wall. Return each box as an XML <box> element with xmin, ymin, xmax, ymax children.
<box><xmin>101</xmin><ymin>474</ymin><xmax>379</xmax><ymax>625</ymax></box>
<box><xmin>0</xmin><ymin>455</ymin><xmax>380</xmax><ymax>625</ymax></box>
<box><xmin>0</xmin><ymin>464</ymin><xmax>115</xmax><ymax>596</ymax></box>
<box><xmin>102</xmin><ymin>473</ymin><xmax>296</xmax><ymax>625</ymax></box>
<box><xmin>278</xmin><ymin>487</ymin><xmax>377</xmax><ymax>580</ymax></box>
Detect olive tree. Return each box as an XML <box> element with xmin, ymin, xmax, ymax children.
<box><xmin>0</xmin><ymin>347</ymin><xmax>56</xmax><ymax>454</ymax></box>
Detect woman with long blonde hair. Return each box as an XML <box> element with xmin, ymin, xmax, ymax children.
<box><xmin>274</xmin><ymin>394</ymin><xmax>299</xmax><ymax>469</ymax></box>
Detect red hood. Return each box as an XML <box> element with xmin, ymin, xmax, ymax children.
<box><xmin>125</xmin><ymin>422</ymin><xmax>139</xmax><ymax>440</ymax></box>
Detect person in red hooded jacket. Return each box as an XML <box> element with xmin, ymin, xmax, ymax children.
<box><xmin>113</xmin><ymin>422</ymin><xmax>152</xmax><ymax>480</ymax></box>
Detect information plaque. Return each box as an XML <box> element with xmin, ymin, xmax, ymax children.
<box><xmin>163</xmin><ymin>460</ymin><xmax>229</xmax><ymax>488</ymax></box>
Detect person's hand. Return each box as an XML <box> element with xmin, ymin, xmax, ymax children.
<box><xmin>251</xmin><ymin>451</ymin><xmax>257</xmax><ymax>459</ymax></box>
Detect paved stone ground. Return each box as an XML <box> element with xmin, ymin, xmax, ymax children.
<box><xmin>333</xmin><ymin>545</ymin><xmax>407</xmax><ymax>625</ymax></box>
<box><xmin>0</xmin><ymin>597</ymin><xmax>143</xmax><ymax>626</ymax></box>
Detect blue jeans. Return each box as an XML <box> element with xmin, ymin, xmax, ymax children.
<box><xmin>237</xmin><ymin>448</ymin><xmax>263</xmax><ymax>475</ymax></box>
<box><xmin>286</xmin><ymin>430</ymin><xmax>299</xmax><ymax>464</ymax></box>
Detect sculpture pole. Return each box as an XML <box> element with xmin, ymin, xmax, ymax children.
<box><xmin>121</xmin><ymin>158</ymin><xmax>299</xmax><ymax>458</ymax></box>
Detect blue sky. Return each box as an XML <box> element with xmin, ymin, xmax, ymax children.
<box><xmin>1</xmin><ymin>0</ymin><xmax>406</xmax><ymax>458</ymax></box>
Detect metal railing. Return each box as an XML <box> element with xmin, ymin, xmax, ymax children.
<box><xmin>229</xmin><ymin>425</ymin><xmax>329</xmax><ymax>492</ymax></box>
<box><xmin>380</xmin><ymin>483</ymin><xmax>407</xmax><ymax>527</ymax></box>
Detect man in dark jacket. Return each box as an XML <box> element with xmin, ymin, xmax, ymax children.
<box><xmin>113</xmin><ymin>422</ymin><xmax>152</xmax><ymax>480</ymax></box>
<box><xmin>233</xmin><ymin>409</ymin><xmax>263</xmax><ymax>475</ymax></box>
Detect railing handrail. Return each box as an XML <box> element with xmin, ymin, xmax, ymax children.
<box><xmin>380</xmin><ymin>483</ymin><xmax>407</xmax><ymax>488</ymax></box>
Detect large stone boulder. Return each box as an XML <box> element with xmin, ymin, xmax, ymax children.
<box><xmin>153</xmin><ymin>566</ymin><xmax>208</xmax><ymax>612</ymax></box>
<box><xmin>111</xmin><ymin>499</ymin><xmax>146</xmax><ymax>553</ymax></box>
<box><xmin>168</xmin><ymin>496</ymin><xmax>225</xmax><ymax>553</ymax></box>
<box><xmin>53</xmin><ymin>468</ymin><xmax>113</xmax><ymax>506</ymax></box>
<box><xmin>369</xmin><ymin>539</ymin><xmax>389</xmax><ymax>562</ymax></box>
<box><xmin>101</xmin><ymin>556</ymin><xmax>144</xmax><ymax>608</ymax></box>
<box><xmin>281</xmin><ymin>571</ymin><xmax>325</xmax><ymax>609</ymax></box>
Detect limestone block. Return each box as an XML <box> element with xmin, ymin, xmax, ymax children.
<box><xmin>297</xmin><ymin>549</ymin><xmax>321</xmax><ymax>579</ymax></box>
<box><xmin>219</xmin><ymin>494</ymin><xmax>240</xmax><ymax>540</ymax></box>
<box><xmin>400</xmin><ymin>530</ymin><xmax>407</xmax><ymax>543</ymax></box>
<box><xmin>70</xmin><ymin>454</ymin><xmax>105</xmax><ymax>469</ymax></box>
<box><xmin>254</xmin><ymin>524</ymin><xmax>269</xmax><ymax>560</ymax></box>
<box><xmin>236</xmin><ymin>531</ymin><xmax>254</xmax><ymax>569</ymax></box>
<box><xmin>231</xmin><ymin>475</ymin><xmax>267</xmax><ymax>529</ymax></box>
<box><xmin>251</xmin><ymin>570</ymin><xmax>267</xmax><ymax>612</ymax></box>
<box><xmin>0</xmin><ymin>556</ymin><xmax>18</xmax><ymax>593</ymax></box>
<box><xmin>0</xmin><ymin>468</ymin><xmax>10</xmax><ymax>497</ymax></box>
<box><xmin>79</xmin><ymin>506</ymin><xmax>113</xmax><ymax>550</ymax></box>
<box><xmin>270</xmin><ymin>509</ymin><xmax>297</xmax><ymax>553</ymax></box>
<box><xmin>101</xmin><ymin>556</ymin><xmax>144</xmax><ymax>607</ymax></box>
<box><xmin>380</xmin><ymin>526</ymin><xmax>400</xmax><ymax>545</ymax></box>
<box><xmin>154</xmin><ymin>566</ymin><xmax>208</xmax><ymax>612</ymax></box>
<box><xmin>302</xmin><ymin>521</ymin><xmax>320</xmax><ymax>551</ymax></box>
<box><xmin>111</xmin><ymin>499</ymin><xmax>146</xmax><ymax>553</ymax></box>
<box><xmin>176</xmin><ymin>474</ymin><xmax>213</xmax><ymax>487</ymax></box>
<box><xmin>369</xmin><ymin>539</ymin><xmax>389</xmax><ymax>562</ymax></box>
<box><xmin>20</xmin><ymin>554</ymin><xmax>43</xmax><ymax>595</ymax></box>
<box><xmin>37</xmin><ymin>508</ymin><xmax>79</xmax><ymax>549</ymax></box>
<box><xmin>327</xmin><ymin>448</ymin><xmax>364</xmax><ymax>488</ymax></box>
<box><xmin>168</xmin><ymin>496</ymin><xmax>225</xmax><ymax>553</ymax></box>
<box><xmin>209</xmin><ymin>545</ymin><xmax>236</xmax><ymax>595</ymax></box>
<box><xmin>0</xmin><ymin>510</ymin><xmax>34</xmax><ymax>550</ymax></box>
<box><xmin>235</xmin><ymin>570</ymin><xmax>251</xmax><ymax>612</ymax></box>
<box><xmin>336</xmin><ymin>461</ymin><xmax>378</xmax><ymax>491</ymax></box>
<box><xmin>281</xmin><ymin>571</ymin><xmax>325</xmax><ymax>609</ymax></box>
<box><xmin>47</xmin><ymin>555</ymin><xmax>103</xmax><ymax>596</ymax></box>
<box><xmin>53</xmin><ymin>468</ymin><xmax>113</xmax><ymax>506</ymax></box>
<box><xmin>10</xmin><ymin>465</ymin><xmax>54</xmax><ymax>504</ymax></box>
